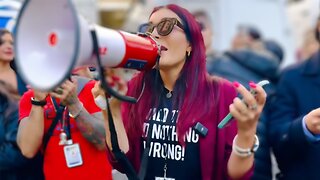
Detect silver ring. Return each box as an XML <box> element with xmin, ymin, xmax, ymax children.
<box><xmin>54</xmin><ymin>88</ymin><xmax>63</xmax><ymax>95</ymax></box>
<box><xmin>249</xmin><ymin>104</ymin><xmax>258</xmax><ymax>111</ymax></box>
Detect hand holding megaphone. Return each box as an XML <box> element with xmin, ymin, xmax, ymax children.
<box><xmin>92</xmin><ymin>69</ymin><xmax>129</xmax><ymax>110</ymax></box>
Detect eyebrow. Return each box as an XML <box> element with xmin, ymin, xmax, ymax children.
<box><xmin>148</xmin><ymin>17</ymin><xmax>177</xmax><ymax>24</ymax></box>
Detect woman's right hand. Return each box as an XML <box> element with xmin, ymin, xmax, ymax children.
<box><xmin>92</xmin><ymin>70</ymin><xmax>128</xmax><ymax>109</ymax></box>
<box><xmin>93</xmin><ymin>69</ymin><xmax>130</xmax><ymax>153</ymax></box>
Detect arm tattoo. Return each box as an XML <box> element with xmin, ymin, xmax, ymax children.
<box><xmin>74</xmin><ymin>110</ymin><xmax>106</xmax><ymax>150</ymax></box>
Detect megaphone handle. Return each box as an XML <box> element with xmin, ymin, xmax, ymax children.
<box><xmin>90</xmin><ymin>28</ymin><xmax>137</xmax><ymax>103</ymax></box>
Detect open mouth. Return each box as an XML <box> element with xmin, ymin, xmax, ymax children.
<box><xmin>160</xmin><ymin>45</ymin><xmax>168</xmax><ymax>51</ymax></box>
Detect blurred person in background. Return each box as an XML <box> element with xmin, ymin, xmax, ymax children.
<box><xmin>0</xmin><ymin>80</ymin><xmax>43</xmax><ymax>180</ymax></box>
<box><xmin>268</xmin><ymin>15</ymin><xmax>320</xmax><ymax>180</ymax></box>
<box><xmin>231</xmin><ymin>25</ymin><xmax>264</xmax><ymax>52</ymax></box>
<box><xmin>0</xmin><ymin>29</ymin><xmax>27</xmax><ymax>96</ymax></box>
<box><xmin>0</xmin><ymin>81</ymin><xmax>25</xmax><ymax>179</ymax></box>
<box><xmin>207</xmin><ymin>25</ymin><xmax>281</xmax><ymax>93</ymax></box>
<box><xmin>94</xmin><ymin>4</ymin><xmax>267</xmax><ymax>179</ymax></box>
<box><xmin>192</xmin><ymin>10</ymin><xmax>215</xmax><ymax>58</ymax></box>
<box><xmin>296</xmin><ymin>26</ymin><xmax>320</xmax><ymax>63</ymax></box>
<box><xmin>252</xmin><ymin>39</ymin><xmax>284</xmax><ymax>180</ymax></box>
<box><xmin>17</xmin><ymin>75</ymin><xmax>113</xmax><ymax>180</ymax></box>
<box><xmin>207</xmin><ymin>25</ymin><xmax>284</xmax><ymax>180</ymax></box>
<box><xmin>0</xmin><ymin>28</ymin><xmax>43</xmax><ymax>180</ymax></box>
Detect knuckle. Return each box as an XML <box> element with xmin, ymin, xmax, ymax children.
<box><xmin>248</xmin><ymin>113</ymin><xmax>255</xmax><ymax>120</ymax></box>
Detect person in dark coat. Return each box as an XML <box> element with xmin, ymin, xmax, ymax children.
<box><xmin>0</xmin><ymin>80</ymin><xmax>43</xmax><ymax>180</ymax></box>
<box><xmin>207</xmin><ymin>26</ymin><xmax>283</xmax><ymax>179</ymax></box>
<box><xmin>269</xmin><ymin>16</ymin><xmax>320</xmax><ymax>180</ymax></box>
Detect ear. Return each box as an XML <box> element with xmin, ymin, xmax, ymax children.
<box><xmin>186</xmin><ymin>44</ymin><xmax>192</xmax><ymax>53</ymax></box>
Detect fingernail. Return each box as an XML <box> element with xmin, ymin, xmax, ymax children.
<box><xmin>249</xmin><ymin>81</ymin><xmax>257</xmax><ymax>89</ymax></box>
<box><xmin>233</xmin><ymin>81</ymin><xmax>240</xmax><ymax>88</ymax></box>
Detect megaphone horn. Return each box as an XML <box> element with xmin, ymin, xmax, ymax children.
<box><xmin>14</xmin><ymin>0</ymin><xmax>160</xmax><ymax>91</ymax></box>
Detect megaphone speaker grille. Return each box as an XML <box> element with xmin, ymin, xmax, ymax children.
<box><xmin>14</xmin><ymin>0</ymin><xmax>80</xmax><ymax>91</ymax></box>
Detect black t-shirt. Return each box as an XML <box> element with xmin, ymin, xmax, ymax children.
<box><xmin>142</xmin><ymin>89</ymin><xmax>201</xmax><ymax>180</ymax></box>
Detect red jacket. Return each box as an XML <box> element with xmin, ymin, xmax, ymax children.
<box><xmin>108</xmin><ymin>79</ymin><xmax>253</xmax><ymax>180</ymax></box>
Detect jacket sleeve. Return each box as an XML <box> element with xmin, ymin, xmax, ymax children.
<box><xmin>268</xmin><ymin>71</ymin><xmax>309</xmax><ymax>162</ymax></box>
<box><xmin>0</xmin><ymin>102</ymin><xmax>28</xmax><ymax>170</ymax></box>
<box><xmin>222</xmin><ymin>81</ymin><xmax>254</xmax><ymax>180</ymax></box>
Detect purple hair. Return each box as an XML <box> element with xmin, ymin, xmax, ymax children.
<box><xmin>123</xmin><ymin>4</ymin><xmax>219</xmax><ymax>143</ymax></box>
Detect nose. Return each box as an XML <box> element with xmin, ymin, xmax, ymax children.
<box><xmin>4</xmin><ymin>42</ymin><xmax>13</xmax><ymax>49</ymax></box>
<box><xmin>6</xmin><ymin>44</ymin><xmax>13</xmax><ymax>50</ymax></box>
<box><xmin>149</xmin><ymin>29</ymin><xmax>160</xmax><ymax>39</ymax></box>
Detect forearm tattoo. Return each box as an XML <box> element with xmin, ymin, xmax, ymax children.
<box><xmin>74</xmin><ymin>109</ymin><xmax>106</xmax><ymax>150</ymax></box>
<box><xmin>65</xmin><ymin>94</ymin><xmax>78</xmax><ymax>105</ymax></box>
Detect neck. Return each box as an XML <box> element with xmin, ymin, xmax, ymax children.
<box><xmin>0</xmin><ymin>61</ymin><xmax>12</xmax><ymax>73</ymax></box>
<box><xmin>159</xmin><ymin>63</ymin><xmax>184</xmax><ymax>91</ymax></box>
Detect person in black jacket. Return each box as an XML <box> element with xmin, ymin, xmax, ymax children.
<box><xmin>0</xmin><ymin>80</ymin><xmax>44</xmax><ymax>180</ymax></box>
<box><xmin>268</xmin><ymin>15</ymin><xmax>320</xmax><ymax>180</ymax></box>
<box><xmin>207</xmin><ymin>26</ymin><xmax>283</xmax><ymax>180</ymax></box>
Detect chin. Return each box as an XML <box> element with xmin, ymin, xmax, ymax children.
<box><xmin>0</xmin><ymin>58</ymin><xmax>13</xmax><ymax>62</ymax></box>
<box><xmin>158</xmin><ymin>58</ymin><xmax>172</xmax><ymax>66</ymax></box>
<box><xmin>157</xmin><ymin>63</ymin><xmax>171</xmax><ymax>70</ymax></box>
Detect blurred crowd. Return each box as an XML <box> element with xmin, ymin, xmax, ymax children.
<box><xmin>0</xmin><ymin>1</ymin><xmax>320</xmax><ymax>180</ymax></box>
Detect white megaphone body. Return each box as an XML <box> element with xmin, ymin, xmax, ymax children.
<box><xmin>14</xmin><ymin>0</ymin><xmax>160</xmax><ymax>91</ymax></box>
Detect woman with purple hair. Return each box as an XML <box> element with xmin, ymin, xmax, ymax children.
<box><xmin>93</xmin><ymin>4</ymin><xmax>267</xmax><ymax>180</ymax></box>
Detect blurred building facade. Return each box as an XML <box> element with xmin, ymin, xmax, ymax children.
<box><xmin>89</xmin><ymin>0</ymin><xmax>318</xmax><ymax>67</ymax></box>
<box><xmin>6</xmin><ymin>0</ymin><xmax>320</xmax><ymax>68</ymax></box>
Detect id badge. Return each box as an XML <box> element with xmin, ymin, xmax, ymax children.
<box><xmin>63</xmin><ymin>143</ymin><xmax>83</xmax><ymax>168</ymax></box>
<box><xmin>155</xmin><ymin>177</ymin><xmax>175</xmax><ymax>180</ymax></box>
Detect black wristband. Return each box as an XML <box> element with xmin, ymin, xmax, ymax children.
<box><xmin>31</xmin><ymin>97</ymin><xmax>47</xmax><ymax>107</ymax></box>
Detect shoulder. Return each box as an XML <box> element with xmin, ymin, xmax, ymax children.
<box><xmin>206</xmin><ymin>76</ymin><xmax>237</xmax><ymax>106</ymax></box>
<box><xmin>278</xmin><ymin>62</ymin><xmax>307</xmax><ymax>89</ymax></box>
<box><xmin>281</xmin><ymin>63</ymin><xmax>304</xmax><ymax>78</ymax></box>
<box><xmin>19</xmin><ymin>89</ymin><xmax>34</xmax><ymax>110</ymax></box>
<box><xmin>83</xmin><ymin>79</ymin><xmax>96</xmax><ymax>88</ymax></box>
<box><xmin>20</xmin><ymin>89</ymin><xmax>33</xmax><ymax>100</ymax></box>
<box><xmin>78</xmin><ymin>79</ymin><xmax>96</xmax><ymax>95</ymax></box>
<box><xmin>78</xmin><ymin>79</ymin><xmax>96</xmax><ymax>101</ymax></box>
<box><xmin>209</xmin><ymin>76</ymin><xmax>236</xmax><ymax>95</ymax></box>
<box><xmin>218</xmin><ymin>78</ymin><xmax>236</xmax><ymax>93</ymax></box>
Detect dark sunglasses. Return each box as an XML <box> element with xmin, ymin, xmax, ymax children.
<box><xmin>138</xmin><ymin>18</ymin><xmax>184</xmax><ymax>36</ymax></box>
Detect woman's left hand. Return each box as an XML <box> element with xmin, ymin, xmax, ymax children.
<box><xmin>230</xmin><ymin>81</ymin><xmax>267</xmax><ymax>136</ymax></box>
<box><xmin>50</xmin><ymin>78</ymin><xmax>79</xmax><ymax>106</ymax></box>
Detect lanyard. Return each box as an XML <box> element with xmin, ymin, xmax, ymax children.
<box><xmin>51</xmin><ymin>97</ymin><xmax>72</xmax><ymax>140</ymax></box>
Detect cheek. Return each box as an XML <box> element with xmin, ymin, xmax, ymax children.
<box><xmin>168</xmin><ymin>45</ymin><xmax>187</xmax><ymax>62</ymax></box>
<box><xmin>170</xmin><ymin>36</ymin><xmax>188</xmax><ymax>53</ymax></box>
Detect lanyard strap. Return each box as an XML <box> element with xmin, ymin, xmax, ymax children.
<box><xmin>65</xmin><ymin>111</ymin><xmax>72</xmax><ymax>140</ymax></box>
<box><xmin>106</xmin><ymin>98</ymin><xmax>139</xmax><ymax>180</ymax></box>
<box><xmin>42</xmin><ymin>97</ymin><xmax>64</xmax><ymax>152</ymax></box>
<box><xmin>42</xmin><ymin>78</ymin><xmax>89</xmax><ymax>152</ymax></box>
<box><xmin>138</xmin><ymin>121</ymin><xmax>152</xmax><ymax>179</ymax></box>
<box><xmin>63</xmin><ymin>109</ymin><xmax>72</xmax><ymax>140</ymax></box>
<box><xmin>51</xmin><ymin>98</ymin><xmax>72</xmax><ymax>140</ymax></box>
<box><xmin>90</xmin><ymin>28</ymin><xmax>139</xmax><ymax>180</ymax></box>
